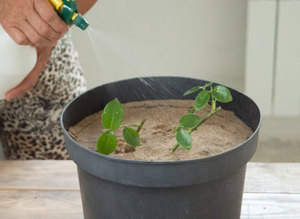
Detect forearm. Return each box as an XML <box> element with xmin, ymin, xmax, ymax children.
<box><xmin>77</xmin><ymin>0</ymin><xmax>97</xmax><ymax>14</ymax></box>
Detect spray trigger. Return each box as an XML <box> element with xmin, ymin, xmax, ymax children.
<box><xmin>49</xmin><ymin>0</ymin><xmax>89</xmax><ymax>30</ymax></box>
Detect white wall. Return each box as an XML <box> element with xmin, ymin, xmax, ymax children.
<box><xmin>245</xmin><ymin>0</ymin><xmax>300</xmax><ymax>116</ymax></box>
<box><xmin>71</xmin><ymin>0</ymin><xmax>247</xmax><ymax>91</ymax></box>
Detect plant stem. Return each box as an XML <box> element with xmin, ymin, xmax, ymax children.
<box><xmin>189</xmin><ymin>107</ymin><xmax>196</xmax><ymax>113</ymax></box>
<box><xmin>137</xmin><ymin>119</ymin><xmax>147</xmax><ymax>133</ymax></box>
<box><xmin>171</xmin><ymin>106</ymin><xmax>221</xmax><ymax>152</ymax></box>
<box><xmin>172</xmin><ymin>143</ymin><xmax>180</xmax><ymax>152</ymax></box>
<box><xmin>191</xmin><ymin>107</ymin><xmax>220</xmax><ymax>132</ymax></box>
<box><xmin>211</xmin><ymin>98</ymin><xmax>216</xmax><ymax>111</ymax></box>
<box><xmin>120</xmin><ymin>119</ymin><xmax>146</xmax><ymax>133</ymax></box>
<box><xmin>210</xmin><ymin>86</ymin><xmax>216</xmax><ymax>111</ymax></box>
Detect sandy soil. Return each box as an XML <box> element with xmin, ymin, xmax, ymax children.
<box><xmin>69</xmin><ymin>100</ymin><xmax>253</xmax><ymax>161</ymax></box>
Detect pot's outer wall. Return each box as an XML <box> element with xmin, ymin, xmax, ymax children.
<box><xmin>62</xmin><ymin>77</ymin><xmax>261</xmax><ymax>187</ymax></box>
<box><xmin>78</xmin><ymin>165</ymin><xmax>246</xmax><ymax>219</ymax></box>
<box><xmin>61</xmin><ymin>77</ymin><xmax>261</xmax><ymax>219</ymax></box>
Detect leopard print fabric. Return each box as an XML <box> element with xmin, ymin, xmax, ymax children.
<box><xmin>0</xmin><ymin>33</ymin><xmax>87</xmax><ymax>160</ymax></box>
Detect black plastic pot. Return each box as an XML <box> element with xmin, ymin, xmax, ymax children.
<box><xmin>61</xmin><ymin>77</ymin><xmax>261</xmax><ymax>219</ymax></box>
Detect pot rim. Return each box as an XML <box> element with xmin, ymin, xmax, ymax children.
<box><xmin>60</xmin><ymin>76</ymin><xmax>262</xmax><ymax>165</ymax></box>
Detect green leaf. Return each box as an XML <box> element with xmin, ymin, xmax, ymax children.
<box><xmin>183</xmin><ymin>86</ymin><xmax>201</xmax><ymax>96</ymax></box>
<box><xmin>97</xmin><ymin>131</ymin><xmax>117</xmax><ymax>155</ymax></box>
<box><xmin>176</xmin><ymin>129</ymin><xmax>192</xmax><ymax>149</ymax></box>
<box><xmin>102</xmin><ymin>98</ymin><xmax>124</xmax><ymax>130</ymax></box>
<box><xmin>179</xmin><ymin>113</ymin><xmax>201</xmax><ymax>129</ymax></box>
<box><xmin>123</xmin><ymin>127</ymin><xmax>140</xmax><ymax>147</ymax></box>
<box><xmin>212</xmin><ymin>85</ymin><xmax>233</xmax><ymax>103</ymax></box>
<box><xmin>194</xmin><ymin>90</ymin><xmax>210</xmax><ymax>110</ymax></box>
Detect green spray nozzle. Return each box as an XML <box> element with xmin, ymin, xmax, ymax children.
<box><xmin>49</xmin><ymin>0</ymin><xmax>89</xmax><ymax>30</ymax></box>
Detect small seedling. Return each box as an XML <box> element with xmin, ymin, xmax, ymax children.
<box><xmin>172</xmin><ymin>82</ymin><xmax>233</xmax><ymax>152</ymax></box>
<box><xmin>97</xmin><ymin>98</ymin><xmax>146</xmax><ymax>155</ymax></box>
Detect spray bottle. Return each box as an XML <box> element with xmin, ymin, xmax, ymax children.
<box><xmin>0</xmin><ymin>0</ymin><xmax>88</xmax><ymax>99</ymax></box>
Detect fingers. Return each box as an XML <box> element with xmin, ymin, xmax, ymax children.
<box><xmin>3</xmin><ymin>19</ymin><xmax>51</xmax><ymax>47</ymax></box>
<box><xmin>5</xmin><ymin>47</ymin><xmax>52</xmax><ymax>100</ymax></box>
<box><xmin>1</xmin><ymin>0</ymin><xmax>68</xmax><ymax>47</ymax></box>
<box><xmin>34</xmin><ymin>0</ymin><xmax>68</xmax><ymax>36</ymax></box>
<box><xmin>3</xmin><ymin>26</ymin><xmax>30</xmax><ymax>45</ymax></box>
<box><xmin>19</xmin><ymin>20</ymin><xmax>53</xmax><ymax>47</ymax></box>
<box><xmin>26</xmin><ymin>9</ymin><xmax>61</xmax><ymax>46</ymax></box>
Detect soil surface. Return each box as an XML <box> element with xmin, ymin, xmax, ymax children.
<box><xmin>69</xmin><ymin>100</ymin><xmax>253</xmax><ymax>161</ymax></box>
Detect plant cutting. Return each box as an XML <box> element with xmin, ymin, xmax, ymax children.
<box><xmin>173</xmin><ymin>82</ymin><xmax>232</xmax><ymax>152</ymax></box>
<box><xmin>97</xmin><ymin>98</ymin><xmax>146</xmax><ymax>155</ymax></box>
<box><xmin>61</xmin><ymin>77</ymin><xmax>261</xmax><ymax>219</ymax></box>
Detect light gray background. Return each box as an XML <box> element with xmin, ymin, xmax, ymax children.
<box><xmin>71</xmin><ymin>0</ymin><xmax>246</xmax><ymax>91</ymax></box>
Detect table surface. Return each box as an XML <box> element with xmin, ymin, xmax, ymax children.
<box><xmin>0</xmin><ymin>161</ymin><xmax>299</xmax><ymax>219</ymax></box>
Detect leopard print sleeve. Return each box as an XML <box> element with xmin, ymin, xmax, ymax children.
<box><xmin>0</xmin><ymin>33</ymin><xmax>87</xmax><ymax>160</ymax></box>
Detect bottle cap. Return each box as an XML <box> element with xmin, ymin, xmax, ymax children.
<box><xmin>72</xmin><ymin>14</ymin><xmax>89</xmax><ymax>30</ymax></box>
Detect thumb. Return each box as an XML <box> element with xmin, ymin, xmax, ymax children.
<box><xmin>5</xmin><ymin>47</ymin><xmax>52</xmax><ymax>100</ymax></box>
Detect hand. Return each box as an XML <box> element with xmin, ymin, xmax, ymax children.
<box><xmin>5</xmin><ymin>46</ymin><xmax>53</xmax><ymax>100</ymax></box>
<box><xmin>0</xmin><ymin>0</ymin><xmax>68</xmax><ymax>47</ymax></box>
